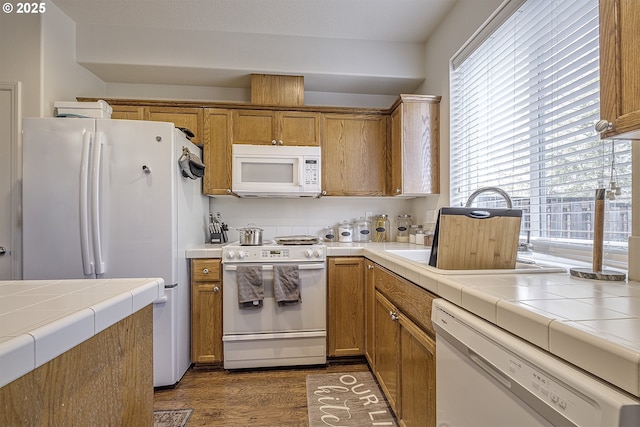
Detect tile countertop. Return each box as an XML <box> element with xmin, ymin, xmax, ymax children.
<box><xmin>186</xmin><ymin>241</ymin><xmax>640</xmax><ymax>397</ymax></box>
<box><xmin>0</xmin><ymin>277</ymin><xmax>164</xmax><ymax>389</ymax></box>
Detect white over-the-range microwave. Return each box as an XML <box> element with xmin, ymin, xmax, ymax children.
<box><xmin>231</xmin><ymin>144</ymin><xmax>322</xmax><ymax>197</ymax></box>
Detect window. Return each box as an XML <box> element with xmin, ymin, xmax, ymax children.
<box><xmin>450</xmin><ymin>0</ymin><xmax>631</xmax><ymax>268</ymax></box>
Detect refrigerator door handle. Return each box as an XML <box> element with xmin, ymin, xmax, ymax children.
<box><xmin>91</xmin><ymin>132</ymin><xmax>106</xmax><ymax>275</ymax></box>
<box><xmin>79</xmin><ymin>132</ymin><xmax>94</xmax><ymax>275</ymax></box>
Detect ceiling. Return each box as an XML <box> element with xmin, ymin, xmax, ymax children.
<box><xmin>51</xmin><ymin>0</ymin><xmax>457</xmax><ymax>95</ymax></box>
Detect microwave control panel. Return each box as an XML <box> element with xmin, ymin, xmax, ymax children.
<box><xmin>304</xmin><ymin>158</ymin><xmax>320</xmax><ymax>185</ymax></box>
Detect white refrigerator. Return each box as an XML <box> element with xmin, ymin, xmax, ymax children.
<box><xmin>22</xmin><ymin>117</ymin><xmax>208</xmax><ymax>387</ymax></box>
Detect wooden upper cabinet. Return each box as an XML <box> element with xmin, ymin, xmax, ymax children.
<box><xmin>599</xmin><ymin>0</ymin><xmax>640</xmax><ymax>139</ymax></box>
<box><xmin>232</xmin><ymin>109</ymin><xmax>320</xmax><ymax>146</ymax></box>
<box><xmin>321</xmin><ymin>113</ymin><xmax>387</xmax><ymax>196</ymax></box>
<box><xmin>390</xmin><ymin>95</ymin><xmax>441</xmax><ymax>196</ymax></box>
<box><xmin>203</xmin><ymin>108</ymin><xmax>233</xmax><ymax>195</ymax></box>
<box><xmin>232</xmin><ymin>110</ymin><xmax>273</xmax><ymax>145</ymax></box>
<box><xmin>145</xmin><ymin>107</ymin><xmax>204</xmax><ymax>145</ymax></box>
<box><xmin>277</xmin><ymin>111</ymin><xmax>321</xmax><ymax>146</ymax></box>
<box><xmin>110</xmin><ymin>105</ymin><xmax>145</xmax><ymax>120</ymax></box>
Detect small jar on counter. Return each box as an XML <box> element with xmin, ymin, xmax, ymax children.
<box><xmin>396</xmin><ymin>214</ymin><xmax>412</xmax><ymax>242</ymax></box>
<box><xmin>423</xmin><ymin>230</ymin><xmax>435</xmax><ymax>247</ymax></box>
<box><xmin>409</xmin><ymin>224</ymin><xmax>423</xmax><ymax>243</ymax></box>
<box><xmin>354</xmin><ymin>217</ymin><xmax>371</xmax><ymax>242</ymax></box>
<box><xmin>373</xmin><ymin>214</ymin><xmax>390</xmax><ymax>242</ymax></box>
<box><xmin>320</xmin><ymin>226</ymin><xmax>336</xmax><ymax>242</ymax></box>
<box><xmin>338</xmin><ymin>220</ymin><xmax>353</xmax><ymax>243</ymax></box>
<box><xmin>415</xmin><ymin>229</ymin><xmax>425</xmax><ymax>245</ymax></box>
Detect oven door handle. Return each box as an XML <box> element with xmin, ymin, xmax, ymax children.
<box><xmin>224</xmin><ymin>263</ymin><xmax>325</xmax><ymax>271</ymax></box>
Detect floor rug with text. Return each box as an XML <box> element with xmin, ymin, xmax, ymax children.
<box><xmin>306</xmin><ymin>371</ymin><xmax>397</xmax><ymax>427</ymax></box>
<box><xmin>153</xmin><ymin>409</ymin><xmax>193</xmax><ymax>427</ymax></box>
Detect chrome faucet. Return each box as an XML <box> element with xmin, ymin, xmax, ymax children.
<box><xmin>465</xmin><ymin>186</ymin><xmax>513</xmax><ymax>208</ymax></box>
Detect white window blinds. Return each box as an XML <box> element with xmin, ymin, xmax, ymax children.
<box><xmin>450</xmin><ymin>0</ymin><xmax>631</xmax><ymax>266</ymax></box>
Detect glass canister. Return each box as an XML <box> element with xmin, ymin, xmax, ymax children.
<box><xmin>338</xmin><ymin>220</ymin><xmax>353</xmax><ymax>243</ymax></box>
<box><xmin>320</xmin><ymin>225</ymin><xmax>336</xmax><ymax>242</ymax></box>
<box><xmin>409</xmin><ymin>224</ymin><xmax>423</xmax><ymax>243</ymax></box>
<box><xmin>396</xmin><ymin>214</ymin><xmax>412</xmax><ymax>242</ymax></box>
<box><xmin>373</xmin><ymin>214</ymin><xmax>390</xmax><ymax>242</ymax></box>
<box><xmin>354</xmin><ymin>217</ymin><xmax>372</xmax><ymax>242</ymax></box>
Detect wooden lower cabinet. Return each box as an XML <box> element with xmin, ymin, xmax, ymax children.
<box><xmin>372</xmin><ymin>264</ymin><xmax>437</xmax><ymax>427</ymax></box>
<box><xmin>364</xmin><ymin>259</ymin><xmax>376</xmax><ymax>366</ymax></box>
<box><xmin>327</xmin><ymin>257</ymin><xmax>365</xmax><ymax>356</ymax></box>
<box><xmin>375</xmin><ymin>290</ymin><xmax>400</xmax><ymax>412</ymax></box>
<box><xmin>399</xmin><ymin>312</ymin><xmax>436</xmax><ymax>427</ymax></box>
<box><xmin>190</xmin><ymin>258</ymin><xmax>223</xmax><ymax>364</ymax></box>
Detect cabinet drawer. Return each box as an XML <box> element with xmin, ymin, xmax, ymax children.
<box><xmin>375</xmin><ymin>266</ymin><xmax>436</xmax><ymax>336</ymax></box>
<box><xmin>191</xmin><ymin>259</ymin><xmax>221</xmax><ymax>281</ymax></box>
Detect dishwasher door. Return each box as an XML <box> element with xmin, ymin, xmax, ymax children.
<box><xmin>432</xmin><ymin>299</ymin><xmax>640</xmax><ymax>427</ymax></box>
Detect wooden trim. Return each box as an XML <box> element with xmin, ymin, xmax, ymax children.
<box><xmin>76</xmin><ymin>97</ymin><xmax>396</xmax><ymax>115</ymax></box>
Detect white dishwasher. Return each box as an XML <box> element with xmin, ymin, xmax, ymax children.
<box><xmin>432</xmin><ymin>299</ymin><xmax>640</xmax><ymax>427</ymax></box>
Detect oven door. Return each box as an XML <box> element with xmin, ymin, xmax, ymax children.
<box><xmin>222</xmin><ymin>262</ymin><xmax>326</xmax><ymax>334</ymax></box>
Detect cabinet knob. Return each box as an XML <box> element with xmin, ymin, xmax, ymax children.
<box><xmin>271</xmin><ymin>139</ymin><xmax>277</xmax><ymax>145</ymax></box>
<box><xmin>213</xmin><ymin>286</ymin><xmax>220</xmax><ymax>293</ymax></box>
<box><xmin>395</xmin><ymin>188</ymin><xmax>401</xmax><ymax>194</ymax></box>
<box><xmin>389</xmin><ymin>311</ymin><xmax>399</xmax><ymax>321</ymax></box>
<box><xmin>368</xmin><ymin>265</ymin><xmax>374</xmax><ymax>270</ymax></box>
<box><xmin>595</xmin><ymin>120</ymin><xmax>613</xmax><ymax>133</ymax></box>
<box><xmin>202</xmin><ymin>268</ymin><xmax>209</xmax><ymax>274</ymax></box>
<box><xmin>278</xmin><ymin>140</ymin><xmax>284</xmax><ymax>145</ymax></box>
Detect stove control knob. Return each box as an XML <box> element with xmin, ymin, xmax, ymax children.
<box><xmin>226</xmin><ymin>250</ymin><xmax>235</xmax><ymax>260</ymax></box>
<box><xmin>304</xmin><ymin>249</ymin><xmax>314</xmax><ymax>258</ymax></box>
<box><xmin>238</xmin><ymin>251</ymin><xmax>247</xmax><ymax>259</ymax></box>
<box><xmin>314</xmin><ymin>249</ymin><xmax>323</xmax><ymax>258</ymax></box>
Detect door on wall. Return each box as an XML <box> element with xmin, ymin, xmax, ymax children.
<box><xmin>0</xmin><ymin>82</ymin><xmax>20</xmax><ymax>280</ymax></box>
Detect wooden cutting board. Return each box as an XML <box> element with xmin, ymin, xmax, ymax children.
<box><xmin>429</xmin><ymin>208</ymin><xmax>522</xmax><ymax>270</ymax></box>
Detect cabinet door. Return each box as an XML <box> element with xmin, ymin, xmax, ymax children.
<box><xmin>374</xmin><ymin>290</ymin><xmax>399</xmax><ymax>412</ymax></box>
<box><xmin>389</xmin><ymin>96</ymin><xmax>440</xmax><ymax>196</ymax></box>
<box><xmin>390</xmin><ymin>107</ymin><xmax>403</xmax><ymax>196</ymax></box>
<box><xmin>276</xmin><ymin>111</ymin><xmax>320</xmax><ymax>146</ymax></box>
<box><xmin>327</xmin><ymin>257</ymin><xmax>365</xmax><ymax>357</ymax></box>
<box><xmin>110</xmin><ymin>105</ymin><xmax>145</xmax><ymax>120</ymax></box>
<box><xmin>399</xmin><ymin>315</ymin><xmax>436</xmax><ymax>427</ymax></box>
<box><xmin>191</xmin><ymin>259</ymin><xmax>223</xmax><ymax>364</ymax></box>
<box><xmin>321</xmin><ymin>113</ymin><xmax>387</xmax><ymax>196</ymax></box>
<box><xmin>145</xmin><ymin>107</ymin><xmax>204</xmax><ymax>145</ymax></box>
<box><xmin>364</xmin><ymin>260</ymin><xmax>376</xmax><ymax>367</ymax></box>
<box><xmin>203</xmin><ymin>108</ymin><xmax>232</xmax><ymax>195</ymax></box>
<box><xmin>232</xmin><ymin>110</ymin><xmax>275</xmax><ymax>145</ymax></box>
<box><xmin>599</xmin><ymin>0</ymin><xmax>640</xmax><ymax>139</ymax></box>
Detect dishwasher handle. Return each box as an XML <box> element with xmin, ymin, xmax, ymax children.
<box><xmin>468</xmin><ymin>349</ymin><xmax>512</xmax><ymax>389</ymax></box>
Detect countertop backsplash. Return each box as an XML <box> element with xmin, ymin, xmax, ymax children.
<box><xmin>209</xmin><ymin>196</ymin><xmax>436</xmax><ymax>243</ymax></box>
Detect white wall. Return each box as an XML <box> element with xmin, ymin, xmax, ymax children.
<box><xmin>0</xmin><ymin>2</ymin><xmax>105</xmax><ymax>116</ymax></box>
<box><xmin>41</xmin><ymin>2</ymin><xmax>105</xmax><ymax>115</ymax></box>
<box><xmin>0</xmin><ymin>12</ymin><xmax>42</xmax><ymax>117</ymax></box>
<box><xmin>209</xmin><ymin>196</ymin><xmax>415</xmax><ymax>243</ymax></box>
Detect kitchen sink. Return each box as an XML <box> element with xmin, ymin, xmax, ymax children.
<box><xmin>383</xmin><ymin>249</ymin><xmax>566</xmax><ymax>275</ymax></box>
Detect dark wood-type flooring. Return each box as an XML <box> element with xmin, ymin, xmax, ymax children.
<box><xmin>154</xmin><ymin>361</ymin><xmax>370</xmax><ymax>427</ymax></box>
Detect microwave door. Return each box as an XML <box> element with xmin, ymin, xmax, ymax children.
<box><xmin>233</xmin><ymin>156</ymin><xmax>301</xmax><ymax>192</ymax></box>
